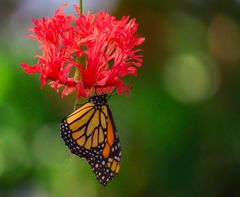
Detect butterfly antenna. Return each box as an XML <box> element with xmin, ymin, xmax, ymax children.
<box><xmin>107</xmin><ymin>88</ymin><xmax>118</xmax><ymax>101</ymax></box>
<box><xmin>108</xmin><ymin>86</ymin><xmax>134</xmax><ymax>101</ymax></box>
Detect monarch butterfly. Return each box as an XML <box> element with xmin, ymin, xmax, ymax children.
<box><xmin>60</xmin><ymin>94</ymin><xmax>121</xmax><ymax>186</ymax></box>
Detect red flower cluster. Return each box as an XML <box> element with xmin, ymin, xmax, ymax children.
<box><xmin>21</xmin><ymin>4</ymin><xmax>144</xmax><ymax>98</ymax></box>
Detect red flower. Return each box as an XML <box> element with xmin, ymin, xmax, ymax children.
<box><xmin>21</xmin><ymin>4</ymin><xmax>144</xmax><ymax>98</ymax></box>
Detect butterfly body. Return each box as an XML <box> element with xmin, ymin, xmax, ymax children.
<box><xmin>60</xmin><ymin>94</ymin><xmax>121</xmax><ymax>186</ymax></box>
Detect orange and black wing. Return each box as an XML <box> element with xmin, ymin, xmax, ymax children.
<box><xmin>87</xmin><ymin>104</ymin><xmax>121</xmax><ymax>186</ymax></box>
<box><xmin>60</xmin><ymin>102</ymin><xmax>107</xmax><ymax>158</ymax></box>
<box><xmin>60</xmin><ymin>100</ymin><xmax>121</xmax><ymax>186</ymax></box>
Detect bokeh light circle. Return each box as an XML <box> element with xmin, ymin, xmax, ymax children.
<box><xmin>208</xmin><ymin>15</ymin><xmax>240</xmax><ymax>65</ymax></box>
<box><xmin>162</xmin><ymin>53</ymin><xmax>221</xmax><ymax>103</ymax></box>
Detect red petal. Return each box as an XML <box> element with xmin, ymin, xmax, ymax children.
<box><xmin>20</xmin><ymin>63</ymin><xmax>41</xmax><ymax>74</ymax></box>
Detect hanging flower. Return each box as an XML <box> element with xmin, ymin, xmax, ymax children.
<box><xmin>21</xmin><ymin>4</ymin><xmax>145</xmax><ymax>98</ymax></box>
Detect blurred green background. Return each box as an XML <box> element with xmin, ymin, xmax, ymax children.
<box><xmin>1</xmin><ymin>0</ymin><xmax>240</xmax><ymax>196</ymax></box>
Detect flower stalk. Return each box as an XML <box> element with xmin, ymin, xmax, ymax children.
<box><xmin>74</xmin><ymin>0</ymin><xmax>83</xmax><ymax>84</ymax></box>
<box><xmin>73</xmin><ymin>0</ymin><xmax>83</xmax><ymax>108</ymax></box>
<box><xmin>79</xmin><ymin>0</ymin><xmax>82</xmax><ymax>14</ymax></box>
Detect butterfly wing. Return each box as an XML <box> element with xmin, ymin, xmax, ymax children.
<box><xmin>87</xmin><ymin>105</ymin><xmax>121</xmax><ymax>186</ymax></box>
<box><xmin>60</xmin><ymin>101</ymin><xmax>121</xmax><ymax>186</ymax></box>
<box><xmin>60</xmin><ymin>102</ymin><xmax>107</xmax><ymax>158</ymax></box>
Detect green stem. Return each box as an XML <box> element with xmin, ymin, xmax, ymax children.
<box><xmin>73</xmin><ymin>0</ymin><xmax>83</xmax><ymax>109</ymax></box>
<box><xmin>79</xmin><ymin>0</ymin><xmax>83</xmax><ymax>15</ymax></box>
<box><xmin>74</xmin><ymin>0</ymin><xmax>83</xmax><ymax>82</ymax></box>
